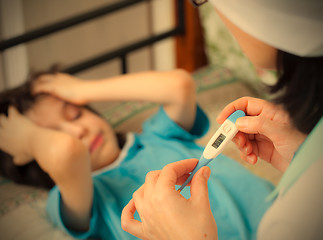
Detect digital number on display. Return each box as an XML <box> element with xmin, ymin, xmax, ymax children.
<box><xmin>211</xmin><ymin>133</ymin><xmax>226</xmax><ymax>149</ymax></box>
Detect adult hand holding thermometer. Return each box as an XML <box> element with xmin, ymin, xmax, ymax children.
<box><xmin>177</xmin><ymin>110</ymin><xmax>246</xmax><ymax>192</ymax></box>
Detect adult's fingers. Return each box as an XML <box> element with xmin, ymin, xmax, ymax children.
<box><xmin>233</xmin><ymin>132</ymin><xmax>255</xmax><ymax>159</ymax></box>
<box><xmin>240</xmin><ymin>151</ymin><xmax>258</xmax><ymax>165</ymax></box>
<box><xmin>121</xmin><ymin>199</ymin><xmax>144</xmax><ymax>239</ymax></box>
<box><xmin>142</xmin><ymin>169</ymin><xmax>191</xmax><ymax>199</ymax></box>
<box><xmin>236</xmin><ymin>115</ymin><xmax>286</xmax><ymax>143</ymax></box>
<box><xmin>235</xmin><ymin>133</ymin><xmax>259</xmax><ymax>164</ymax></box>
<box><xmin>216</xmin><ymin>97</ymin><xmax>273</xmax><ymax>124</ymax></box>
<box><xmin>156</xmin><ymin>158</ymin><xmax>199</xmax><ymax>190</ymax></box>
<box><xmin>190</xmin><ymin>166</ymin><xmax>211</xmax><ymax>204</ymax></box>
<box><xmin>176</xmin><ymin>173</ymin><xmax>194</xmax><ymax>186</ymax></box>
<box><xmin>132</xmin><ymin>185</ymin><xmax>144</xmax><ymax>216</ymax></box>
<box><xmin>143</xmin><ymin>170</ymin><xmax>160</xmax><ymax>198</ymax></box>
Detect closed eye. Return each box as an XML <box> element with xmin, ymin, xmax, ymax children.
<box><xmin>63</xmin><ymin>103</ymin><xmax>83</xmax><ymax>121</ymax></box>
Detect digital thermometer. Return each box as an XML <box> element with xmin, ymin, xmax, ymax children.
<box><xmin>177</xmin><ymin>110</ymin><xmax>246</xmax><ymax>192</ymax></box>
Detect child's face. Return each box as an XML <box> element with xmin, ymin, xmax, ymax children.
<box><xmin>25</xmin><ymin>94</ymin><xmax>121</xmax><ymax>171</ymax></box>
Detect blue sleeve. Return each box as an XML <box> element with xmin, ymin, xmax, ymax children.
<box><xmin>141</xmin><ymin>104</ymin><xmax>209</xmax><ymax>141</ymax></box>
<box><xmin>46</xmin><ymin>186</ymin><xmax>99</xmax><ymax>239</ymax></box>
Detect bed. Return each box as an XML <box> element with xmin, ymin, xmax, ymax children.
<box><xmin>0</xmin><ymin>1</ymin><xmax>281</xmax><ymax>239</ymax></box>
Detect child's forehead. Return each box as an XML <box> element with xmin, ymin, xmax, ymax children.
<box><xmin>25</xmin><ymin>95</ymin><xmax>66</xmax><ymax>126</ymax></box>
<box><xmin>33</xmin><ymin>94</ymin><xmax>64</xmax><ymax>112</ymax></box>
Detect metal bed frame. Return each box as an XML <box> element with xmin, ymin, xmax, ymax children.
<box><xmin>0</xmin><ymin>0</ymin><xmax>185</xmax><ymax>74</ymax></box>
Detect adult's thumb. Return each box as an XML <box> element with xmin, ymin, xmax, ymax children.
<box><xmin>236</xmin><ymin>116</ymin><xmax>284</xmax><ymax>142</ymax></box>
<box><xmin>190</xmin><ymin>166</ymin><xmax>211</xmax><ymax>203</ymax></box>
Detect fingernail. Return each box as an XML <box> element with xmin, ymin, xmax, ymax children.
<box><xmin>234</xmin><ymin>138</ymin><xmax>240</xmax><ymax>147</ymax></box>
<box><xmin>245</xmin><ymin>145</ymin><xmax>250</xmax><ymax>155</ymax></box>
<box><xmin>246</xmin><ymin>155</ymin><xmax>255</xmax><ymax>164</ymax></box>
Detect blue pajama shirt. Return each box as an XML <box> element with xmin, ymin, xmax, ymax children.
<box><xmin>47</xmin><ymin>106</ymin><xmax>274</xmax><ymax>240</ymax></box>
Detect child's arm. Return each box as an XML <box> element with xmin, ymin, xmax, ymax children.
<box><xmin>34</xmin><ymin>70</ymin><xmax>196</xmax><ymax>131</ymax></box>
<box><xmin>0</xmin><ymin>107</ymin><xmax>93</xmax><ymax>231</ymax></box>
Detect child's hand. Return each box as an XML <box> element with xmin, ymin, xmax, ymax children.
<box><xmin>32</xmin><ymin>73</ymin><xmax>88</xmax><ymax>105</ymax></box>
<box><xmin>217</xmin><ymin>97</ymin><xmax>307</xmax><ymax>172</ymax></box>
<box><xmin>0</xmin><ymin>106</ymin><xmax>35</xmax><ymax>165</ymax></box>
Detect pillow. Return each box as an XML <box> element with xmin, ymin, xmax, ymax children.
<box><xmin>0</xmin><ymin>176</ymin><xmax>74</xmax><ymax>240</ymax></box>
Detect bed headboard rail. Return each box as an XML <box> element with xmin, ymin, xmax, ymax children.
<box><xmin>0</xmin><ymin>0</ymin><xmax>186</xmax><ymax>74</ymax></box>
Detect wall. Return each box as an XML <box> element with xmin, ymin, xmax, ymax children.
<box><xmin>0</xmin><ymin>0</ymin><xmax>175</xmax><ymax>89</ymax></box>
<box><xmin>0</xmin><ymin>0</ymin><xmax>29</xmax><ymax>90</ymax></box>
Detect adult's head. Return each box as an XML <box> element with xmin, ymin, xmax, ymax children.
<box><xmin>0</xmin><ymin>69</ymin><xmax>124</xmax><ymax>189</ymax></box>
<box><xmin>195</xmin><ymin>0</ymin><xmax>323</xmax><ymax>133</ymax></box>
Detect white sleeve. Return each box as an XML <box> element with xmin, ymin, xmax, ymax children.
<box><xmin>257</xmin><ymin>157</ymin><xmax>323</xmax><ymax>240</ymax></box>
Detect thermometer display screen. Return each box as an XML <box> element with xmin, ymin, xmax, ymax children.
<box><xmin>212</xmin><ymin>133</ymin><xmax>226</xmax><ymax>149</ymax></box>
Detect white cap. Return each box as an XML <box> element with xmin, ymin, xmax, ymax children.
<box><xmin>209</xmin><ymin>0</ymin><xmax>323</xmax><ymax>57</ymax></box>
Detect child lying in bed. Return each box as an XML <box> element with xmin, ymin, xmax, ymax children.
<box><xmin>0</xmin><ymin>69</ymin><xmax>274</xmax><ymax>240</ymax></box>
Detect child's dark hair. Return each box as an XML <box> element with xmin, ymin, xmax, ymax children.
<box><xmin>0</xmin><ymin>66</ymin><xmax>60</xmax><ymax>189</ymax></box>
<box><xmin>271</xmin><ymin>51</ymin><xmax>323</xmax><ymax>134</ymax></box>
<box><xmin>0</xmin><ymin>67</ymin><xmax>126</xmax><ymax>190</ymax></box>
